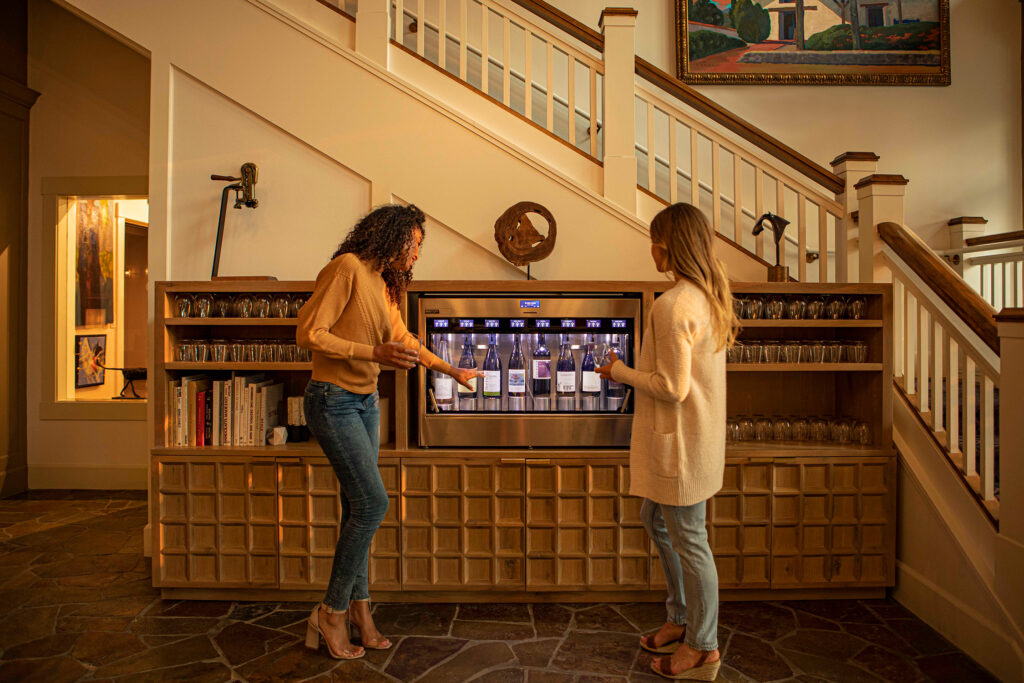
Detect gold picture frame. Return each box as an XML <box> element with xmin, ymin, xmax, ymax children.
<box><xmin>676</xmin><ymin>0</ymin><xmax>950</xmax><ymax>86</ymax></box>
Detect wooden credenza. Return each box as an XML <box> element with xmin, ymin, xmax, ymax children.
<box><xmin>151</xmin><ymin>281</ymin><xmax>895</xmax><ymax>601</ymax></box>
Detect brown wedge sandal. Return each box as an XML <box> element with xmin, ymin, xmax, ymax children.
<box><xmin>347</xmin><ymin>599</ymin><xmax>392</xmax><ymax>650</ymax></box>
<box><xmin>640</xmin><ymin>625</ymin><xmax>686</xmax><ymax>654</ymax></box>
<box><xmin>651</xmin><ymin>650</ymin><xmax>721</xmax><ymax>681</ymax></box>
<box><xmin>304</xmin><ymin>604</ymin><xmax>365</xmax><ymax>660</ymax></box>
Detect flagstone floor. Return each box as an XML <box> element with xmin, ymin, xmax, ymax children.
<box><xmin>0</xmin><ymin>491</ymin><xmax>998</xmax><ymax>682</ymax></box>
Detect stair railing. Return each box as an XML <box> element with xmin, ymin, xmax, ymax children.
<box><xmin>878</xmin><ymin>221</ymin><xmax>1001</xmax><ymax>524</ymax></box>
<box><xmin>936</xmin><ymin>224</ymin><xmax>1024</xmax><ymax>311</ymax></box>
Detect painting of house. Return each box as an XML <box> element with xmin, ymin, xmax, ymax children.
<box><xmin>677</xmin><ymin>0</ymin><xmax>948</xmax><ymax>85</ymax></box>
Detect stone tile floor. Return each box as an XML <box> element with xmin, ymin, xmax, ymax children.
<box><xmin>0</xmin><ymin>491</ymin><xmax>998</xmax><ymax>682</ymax></box>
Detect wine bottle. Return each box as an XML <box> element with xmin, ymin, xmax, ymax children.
<box><xmin>604</xmin><ymin>334</ymin><xmax>625</xmax><ymax>400</ymax></box>
<box><xmin>432</xmin><ymin>335</ymin><xmax>454</xmax><ymax>409</ymax></box>
<box><xmin>556</xmin><ymin>333</ymin><xmax>576</xmax><ymax>400</ymax></box>
<box><xmin>507</xmin><ymin>335</ymin><xmax>526</xmax><ymax>407</ymax></box>
<box><xmin>581</xmin><ymin>334</ymin><xmax>600</xmax><ymax>398</ymax></box>
<box><xmin>457</xmin><ymin>334</ymin><xmax>478</xmax><ymax>409</ymax></box>
<box><xmin>483</xmin><ymin>333</ymin><xmax>502</xmax><ymax>399</ymax></box>
<box><xmin>531</xmin><ymin>334</ymin><xmax>551</xmax><ymax>396</ymax></box>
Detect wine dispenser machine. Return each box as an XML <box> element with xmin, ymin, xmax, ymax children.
<box><xmin>411</xmin><ymin>293</ymin><xmax>641</xmax><ymax>448</ymax></box>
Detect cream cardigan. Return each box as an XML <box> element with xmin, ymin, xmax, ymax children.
<box><xmin>610</xmin><ymin>279</ymin><xmax>726</xmax><ymax>507</ymax></box>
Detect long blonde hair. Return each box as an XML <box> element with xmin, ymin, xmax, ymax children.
<box><xmin>650</xmin><ymin>203</ymin><xmax>738</xmax><ymax>350</ymax></box>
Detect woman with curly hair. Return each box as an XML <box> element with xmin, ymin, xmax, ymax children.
<box><xmin>298</xmin><ymin>204</ymin><xmax>480</xmax><ymax>659</ymax></box>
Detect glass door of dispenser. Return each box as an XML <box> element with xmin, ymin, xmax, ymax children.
<box><xmin>415</xmin><ymin>295</ymin><xmax>640</xmax><ymax>449</ymax></box>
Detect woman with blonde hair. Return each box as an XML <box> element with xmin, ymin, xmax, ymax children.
<box><xmin>597</xmin><ymin>202</ymin><xmax>736</xmax><ymax>680</ymax></box>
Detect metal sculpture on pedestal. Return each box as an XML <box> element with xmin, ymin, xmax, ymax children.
<box><xmin>753</xmin><ymin>211</ymin><xmax>791</xmax><ymax>282</ymax></box>
<box><xmin>210</xmin><ymin>163</ymin><xmax>259</xmax><ymax>279</ymax></box>
<box><xmin>494</xmin><ymin>202</ymin><xmax>557</xmax><ymax>278</ymax></box>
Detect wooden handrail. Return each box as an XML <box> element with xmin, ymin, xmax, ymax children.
<box><xmin>965</xmin><ymin>230</ymin><xmax>1024</xmax><ymax>248</ymax></box>
<box><xmin>878</xmin><ymin>221</ymin><xmax>1000</xmax><ymax>353</ymax></box>
<box><xmin>503</xmin><ymin>0</ymin><xmax>844</xmax><ymax>195</ymax></box>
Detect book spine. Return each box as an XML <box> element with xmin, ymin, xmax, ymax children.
<box><xmin>196</xmin><ymin>391</ymin><xmax>206</xmax><ymax>447</ymax></box>
<box><xmin>204</xmin><ymin>391</ymin><xmax>213</xmax><ymax>446</ymax></box>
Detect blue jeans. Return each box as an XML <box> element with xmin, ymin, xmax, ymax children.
<box><xmin>641</xmin><ymin>498</ymin><xmax>719</xmax><ymax>651</ymax></box>
<box><xmin>304</xmin><ymin>380</ymin><xmax>387</xmax><ymax>610</ymax></box>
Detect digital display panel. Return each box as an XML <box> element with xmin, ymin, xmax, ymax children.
<box><xmin>535</xmin><ymin>319</ymin><xmax>550</xmax><ymax>328</ymax></box>
<box><xmin>510</xmin><ymin>319</ymin><xmax>525</xmax><ymax>328</ymax></box>
<box><xmin>586</xmin><ymin>319</ymin><xmax>601</xmax><ymax>328</ymax></box>
<box><xmin>433</xmin><ymin>319</ymin><xmax>449</xmax><ymax>328</ymax></box>
<box><xmin>519</xmin><ymin>300</ymin><xmax>540</xmax><ymax>309</ymax></box>
<box><xmin>459</xmin><ymin>319</ymin><xmax>474</xmax><ymax>328</ymax></box>
<box><xmin>612</xmin><ymin>319</ymin><xmax>627</xmax><ymax>328</ymax></box>
<box><xmin>561</xmin><ymin>319</ymin><xmax>576</xmax><ymax>328</ymax></box>
<box><xmin>484</xmin><ymin>319</ymin><xmax>499</xmax><ymax>328</ymax></box>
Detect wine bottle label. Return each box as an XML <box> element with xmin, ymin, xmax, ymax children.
<box><xmin>483</xmin><ymin>370</ymin><xmax>501</xmax><ymax>395</ymax></box>
<box><xmin>433</xmin><ymin>375</ymin><xmax>453</xmax><ymax>400</ymax></box>
<box><xmin>508</xmin><ymin>369</ymin><xmax>526</xmax><ymax>393</ymax></box>
<box><xmin>532</xmin><ymin>360</ymin><xmax>550</xmax><ymax>379</ymax></box>
<box><xmin>457</xmin><ymin>376</ymin><xmax>477</xmax><ymax>394</ymax></box>
<box><xmin>556</xmin><ymin>371</ymin><xmax>576</xmax><ymax>393</ymax></box>
<box><xmin>582</xmin><ymin>371</ymin><xmax>601</xmax><ymax>392</ymax></box>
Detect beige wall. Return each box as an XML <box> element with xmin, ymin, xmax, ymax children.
<box><xmin>549</xmin><ymin>0</ymin><xmax>1022</xmax><ymax>247</ymax></box>
<box><xmin>26</xmin><ymin>0</ymin><xmax>150</xmax><ymax>488</ymax></box>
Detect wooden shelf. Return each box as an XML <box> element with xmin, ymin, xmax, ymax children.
<box><xmin>166</xmin><ymin>362</ymin><xmax>312</xmax><ymax>371</ymax></box>
<box><xmin>165</xmin><ymin>318</ymin><xmax>298</xmax><ymax>326</ymax></box>
<box><xmin>738</xmin><ymin>319</ymin><xmax>882</xmax><ymax>328</ymax></box>
<box><xmin>153</xmin><ymin>441</ymin><xmax>395</xmax><ymax>456</ymax></box>
<box><xmin>726</xmin><ymin>443</ymin><xmax>894</xmax><ymax>457</ymax></box>
<box><xmin>727</xmin><ymin>363</ymin><xmax>882</xmax><ymax>372</ymax></box>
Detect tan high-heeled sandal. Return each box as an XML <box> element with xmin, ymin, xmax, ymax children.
<box><xmin>347</xmin><ymin>599</ymin><xmax>392</xmax><ymax>650</ymax></box>
<box><xmin>304</xmin><ymin>603</ymin><xmax>365</xmax><ymax>660</ymax></box>
<box><xmin>640</xmin><ymin>625</ymin><xmax>686</xmax><ymax>654</ymax></box>
<box><xmin>651</xmin><ymin>650</ymin><xmax>721</xmax><ymax>681</ymax></box>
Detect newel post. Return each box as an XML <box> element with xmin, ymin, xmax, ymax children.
<box><xmin>831</xmin><ymin>152</ymin><xmax>879</xmax><ymax>283</ymax></box>
<box><xmin>356</xmin><ymin>0</ymin><xmax>391</xmax><ymax>68</ymax></box>
<box><xmin>946</xmin><ymin>216</ymin><xmax>988</xmax><ymax>275</ymax></box>
<box><xmin>995</xmin><ymin>309</ymin><xmax>1024</xmax><ymax>634</ymax></box>
<box><xmin>855</xmin><ymin>174</ymin><xmax>908</xmax><ymax>283</ymax></box>
<box><xmin>599</xmin><ymin>7</ymin><xmax>638</xmax><ymax>213</ymax></box>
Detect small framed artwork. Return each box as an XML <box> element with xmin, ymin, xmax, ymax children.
<box><xmin>676</xmin><ymin>0</ymin><xmax>950</xmax><ymax>86</ymax></box>
<box><xmin>75</xmin><ymin>334</ymin><xmax>107</xmax><ymax>388</ymax></box>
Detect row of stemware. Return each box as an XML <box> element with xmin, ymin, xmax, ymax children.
<box><xmin>734</xmin><ymin>295</ymin><xmax>868</xmax><ymax>321</ymax></box>
<box><xmin>174</xmin><ymin>339</ymin><xmax>312</xmax><ymax>363</ymax></box>
<box><xmin>727</xmin><ymin>339</ymin><xmax>868</xmax><ymax>364</ymax></box>
<box><xmin>173</xmin><ymin>293</ymin><xmax>310</xmax><ymax>319</ymax></box>
<box><xmin>727</xmin><ymin>415</ymin><xmax>871</xmax><ymax>445</ymax></box>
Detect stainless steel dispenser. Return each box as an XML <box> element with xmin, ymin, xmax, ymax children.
<box><xmin>412</xmin><ymin>293</ymin><xmax>641</xmax><ymax>448</ymax></box>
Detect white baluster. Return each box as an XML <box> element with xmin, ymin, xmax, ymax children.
<box><xmin>980</xmin><ymin>374</ymin><xmax>995</xmax><ymax>500</ymax></box>
<box><xmin>646</xmin><ymin>101</ymin><xmax>656</xmax><ymax>192</ymax></box>
<box><xmin>712</xmin><ymin>141</ymin><xmax>721</xmax><ymax>233</ymax></box>
<box><xmin>797</xmin><ymin>196</ymin><xmax>806</xmax><ymax>282</ymax></box>
<box><xmin>918</xmin><ymin>305</ymin><xmax>931</xmax><ymax>416</ymax></box>
<box><xmin>480</xmin><ymin>4</ymin><xmax>488</xmax><ymax>95</ymax></box>
<box><xmin>668</xmin><ymin>117</ymin><xmax>678</xmax><ymax>203</ymax></box>
<box><xmin>733</xmin><ymin>154</ymin><xmax>743</xmax><ymax>244</ymax></box>
<box><xmin>905</xmin><ymin>290</ymin><xmax>917</xmax><ymax>398</ymax></box>
<box><xmin>545</xmin><ymin>42</ymin><xmax>554</xmax><ymax>132</ymax></box>
<box><xmin>933</xmin><ymin>322</ymin><xmax>945</xmax><ymax>434</ymax></box>
<box><xmin>588</xmin><ymin>67</ymin><xmax>597</xmax><ymax>158</ymax></box>
<box><xmin>754</xmin><ymin>168</ymin><xmax>764</xmax><ymax>259</ymax></box>
<box><xmin>502</xmin><ymin>17</ymin><xmax>511</xmax><ymax>106</ymax></box>
<box><xmin>523</xmin><ymin>28</ymin><xmax>532</xmax><ymax>121</ymax></box>
<box><xmin>458</xmin><ymin>0</ymin><xmax>467</xmax><ymax>80</ymax></box>
<box><xmin>948</xmin><ymin>337</ymin><xmax>960</xmax><ymax>457</ymax></box>
<box><xmin>416</xmin><ymin>0</ymin><xmax>424</xmax><ymax>55</ymax></box>
<box><xmin>567</xmin><ymin>56</ymin><xmax>575</xmax><ymax>145</ymax></box>
<box><xmin>438</xmin><ymin>0</ymin><xmax>447</xmax><ymax>70</ymax></box>
<box><xmin>893</xmin><ymin>279</ymin><xmax>904</xmax><ymax>384</ymax></box>
<box><xmin>818</xmin><ymin>204</ymin><xmax>827</xmax><ymax>282</ymax></box>
<box><xmin>690</xmin><ymin>128</ymin><xmax>699</xmax><ymax>207</ymax></box>
<box><xmin>775</xmin><ymin>180</ymin><xmax>785</xmax><ymax>268</ymax></box>
<box><xmin>963</xmin><ymin>356</ymin><xmax>976</xmax><ymax>477</ymax></box>
<box><xmin>395</xmin><ymin>0</ymin><xmax>405</xmax><ymax>43</ymax></box>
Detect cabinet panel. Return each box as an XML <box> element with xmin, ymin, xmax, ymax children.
<box><xmin>277</xmin><ymin>457</ymin><xmax>401</xmax><ymax>590</ymax></box>
<box><xmin>527</xmin><ymin>460</ymin><xmax>647</xmax><ymax>591</ymax></box>
<box><xmin>401</xmin><ymin>460</ymin><xmax>525</xmax><ymax>590</ymax></box>
<box><xmin>770</xmin><ymin>459</ymin><xmax>893</xmax><ymax>589</ymax></box>
<box><xmin>154</xmin><ymin>457</ymin><xmax>278</xmax><ymax>588</ymax></box>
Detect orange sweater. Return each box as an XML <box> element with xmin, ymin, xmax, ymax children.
<box><xmin>297</xmin><ymin>253</ymin><xmax>451</xmax><ymax>394</ymax></box>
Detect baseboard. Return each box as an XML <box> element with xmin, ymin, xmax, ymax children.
<box><xmin>894</xmin><ymin>561</ymin><xmax>1024</xmax><ymax>683</ymax></box>
<box><xmin>28</xmin><ymin>464</ymin><xmax>147</xmax><ymax>490</ymax></box>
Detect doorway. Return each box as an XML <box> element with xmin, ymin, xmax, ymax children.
<box><xmin>780</xmin><ymin>11</ymin><xmax>796</xmax><ymax>40</ymax></box>
<box><xmin>867</xmin><ymin>7</ymin><xmax>884</xmax><ymax>27</ymax></box>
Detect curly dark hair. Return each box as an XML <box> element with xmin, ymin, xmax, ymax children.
<box><xmin>331</xmin><ymin>204</ymin><xmax>426</xmax><ymax>305</ymax></box>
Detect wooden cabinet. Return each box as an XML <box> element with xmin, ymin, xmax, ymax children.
<box><xmin>150</xmin><ymin>280</ymin><xmax>896</xmax><ymax>601</ymax></box>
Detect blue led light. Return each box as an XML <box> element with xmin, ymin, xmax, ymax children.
<box><xmin>561</xmin><ymin>319</ymin><xmax>576</xmax><ymax>328</ymax></box>
<box><xmin>536</xmin><ymin>319</ymin><xmax>550</xmax><ymax>328</ymax></box>
<box><xmin>520</xmin><ymin>300</ymin><xmax>540</xmax><ymax>309</ymax></box>
<box><xmin>586</xmin><ymin>319</ymin><xmax>601</xmax><ymax>328</ymax></box>
<box><xmin>511</xmin><ymin>319</ymin><xmax>525</xmax><ymax>328</ymax></box>
<box><xmin>433</xmin><ymin>319</ymin><xmax>449</xmax><ymax>328</ymax></box>
<box><xmin>612</xmin><ymin>319</ymin><xmax>627</xmax><ymax>328</ymax></box>
<box><xmin>485</xmin><ymin>319</ymin><xmax>499</xmax><ymax>328</ymax></box>
<box><xmin>459</xmin><ymin>319</ymin><xmax>474</xmax><ymax>327</ymax></box>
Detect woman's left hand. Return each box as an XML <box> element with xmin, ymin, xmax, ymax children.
<box><xmin>450</xmin><ymin>367</ymin><xmax>483</xmax><ymax>390</ymax></box>
<box><xmin>595</xmin><ymin>349</ymin><xmax>619</xmax><ymax>380</ymax></box>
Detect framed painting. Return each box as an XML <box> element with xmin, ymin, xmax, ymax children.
<box><xmin>676</xmin><ymin>0</ymin><xmax>950</xmax><ymax>85</ymax></box>
<box><xmin>75</xmin><ymin>198</ymin><xmax>115</xmax><ymax>326</ymax></box>
<box><xmin>75</xmin><ymin>334</ymin><xmax>106</xmax><ymax>389</ymax></box>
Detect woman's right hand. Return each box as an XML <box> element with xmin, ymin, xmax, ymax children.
<box><xmin>373</xmin><ymin>341</ymin><xmax>419</xmax><ymax>369</ymax></box>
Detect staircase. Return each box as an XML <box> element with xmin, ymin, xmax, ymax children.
<box><xmin>58</xmin><ymin>0</ymin><xmax>1024</xmax><ymax>678</ymax></box>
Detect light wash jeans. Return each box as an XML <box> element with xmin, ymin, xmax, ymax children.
<box><xmin>641</xmin><ymin>497</ymin><xmax>719</xmax><ymax>651</ymax></box>
<box><xmin>304</xmin><ymin>380</ymin><xmax>388</xmax><ymax>610</ymax></box>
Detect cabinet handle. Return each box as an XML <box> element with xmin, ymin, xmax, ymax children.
<box><xmin>500</xmin><ymin>458</ymin><xmax>526</xmax><ymax>463</ymax></box>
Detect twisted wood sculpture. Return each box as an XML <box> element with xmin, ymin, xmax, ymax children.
<box><xmin>494</xmin><ymin>202</ymin><xmax>557</xmax><ymax>267</ymax></box>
